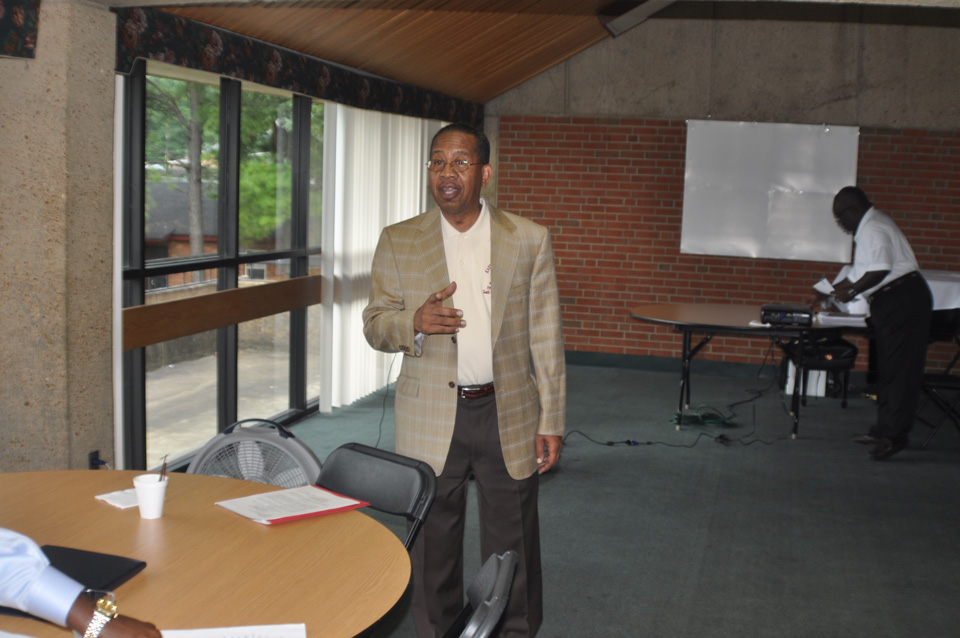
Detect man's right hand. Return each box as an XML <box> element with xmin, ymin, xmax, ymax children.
<box><xmin>414</xmin><ymin>282</ymin><xmax>465</xmax><ymax>335</ymax></box>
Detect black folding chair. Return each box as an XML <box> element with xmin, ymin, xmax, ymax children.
<box><xmin>316</xmin><ymin>442</ymin><xmax>436</xmax><ymax>550</ymax></box>
<box><xmin>442</xmin><ymin>550</ymin><xmax>519</xmax><ymax>638</ymax></box>
<box><xmin>928</xmin><ymin>308</ymin><xmax>960</xmax><ymax>373</ymax></box>
<box><xmin>915</xmin><ymin>374</ymin><xmax>960</xmax><ymax>449</ymax></box>
<box><xmin>915</xmin><ymin>309</ymin><xmax>960</xmax><ymax>449</ymax></box>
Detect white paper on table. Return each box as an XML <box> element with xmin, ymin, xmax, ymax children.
<box><xmin>216</xmin><ymin>485</ymin><xmax>366</xmax><ymax>524</ymax></box>
<box><xmin>162</xmin><ymin>623</ymin><xmax>306</xmax><ymax>638</ymax></box>
<box><xmin>816</xmin><ymin>312</ymin><xmax>868</xmax><ymax>327</ymax></box>
<box><xmin>826</xmin><ymin>297</ymin><xmax>852</xmax><ymax>313</ymax></box>
<box><xmin>95</xmin><ymin>488</ymin><xmax>140</xmax><ymax>509</ymax></box>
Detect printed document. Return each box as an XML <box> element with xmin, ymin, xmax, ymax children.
<box><xmin>216</xmin><ymin>485</ymin><xmax>367</xmax><ymax>524</ymax></box>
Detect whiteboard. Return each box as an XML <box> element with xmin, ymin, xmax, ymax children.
<box><xmin>680</xmin><ymin>120</ymin><xmax>859</xmax><ymax>262</ymax></box>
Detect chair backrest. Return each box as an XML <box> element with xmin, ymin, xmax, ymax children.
<box><xmin>443</xmin><ymin>550</ymin><xmax>519</xmax><ymax>638</ymax></box>
<box><xmin>316</xmin><ymin>442</ymin><xmax>437</xmax><ymax>550</ymax></box>
<box><xmin>186</xmin><ymin>419</ymin><xmax>323</xmax><ymax>488</ymax></box>
<box><xmin>929</xmin><ymin>308</ymin><xmax>960</xmax><ymax>372</ymax></box>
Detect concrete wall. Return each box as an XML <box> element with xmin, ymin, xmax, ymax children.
<box><xmin>0</xmin><ymin>1</ymin><xmax>116</xmax><ymax>471</ymax></box>
<box><xmin>487</xmin><ymin>3</ymin><xmax>960</xmax><ymax>129</ymax></box>
<box><xmin>486</xmin><ymin>2</ymin><xmax>960</xmax><ymax>371</ymax></box>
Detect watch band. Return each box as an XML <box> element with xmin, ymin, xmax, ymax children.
<box><xmin>82</xmin><ymin>590</ymin><xmax>118</xmax><ymax>638</ymax></box>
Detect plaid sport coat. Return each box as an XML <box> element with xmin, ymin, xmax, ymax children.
<box><xmin>362</xmin><ymin>205</ymin><xmax>566</xmax><ymax>480</ymax></box>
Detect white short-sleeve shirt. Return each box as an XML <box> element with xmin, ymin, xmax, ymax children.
<box><xmin>851</xmin><ymin>207</ymin><xmax>920</xmax><ymax>298</ymax></box>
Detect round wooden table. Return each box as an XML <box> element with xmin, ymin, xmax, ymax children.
<box><xmin>0</xmin><ymin>470</ymin><xmax>410</xmax><ymax>638</ymax></box>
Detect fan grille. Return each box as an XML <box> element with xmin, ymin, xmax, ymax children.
<box><xmin>199</xmin><ymin>440</ymin><xmax>311</xmax><ymax>488</ymax></box>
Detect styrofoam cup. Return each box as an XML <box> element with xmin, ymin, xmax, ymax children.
<box><xmin>133</xmin><ymin>474</ymin><xmax>168</xmax><ymax>519</ymax></box>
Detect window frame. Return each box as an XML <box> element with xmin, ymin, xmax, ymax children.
<box><xmin>120</xmin><ymin>59</ymin><xmax>322</xmax><ymax>470</ymax></box>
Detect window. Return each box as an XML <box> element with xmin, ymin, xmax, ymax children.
<box><xmin>145</xmin><ymin>74</ymin><xmax>220</xmax><ymax>272</ymax></box>
<box><xmin>240</xmin><ymin>90</ymin><xmax>293</xmax><ymax>255</ymax></box>
<box><xmin>121</xmin><ymin>60</ymin><xmax>441</xmax><ymax>470</ymax></box>
<box><xmin>145</xmin><ymin>331</ymin><xmax>218</xmax><ymax>469</ymax></box>
<box><xmin>122</xmin><ymin>61</ymin><xmax>323</xmax><ymax>469</ymax></box>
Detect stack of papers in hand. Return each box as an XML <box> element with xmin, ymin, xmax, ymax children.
<box><xmin>216</xmin><ymin>485</ymin><xmax>367</xmax><ymax>525</ymax></box>
<box><xmin>813</xmin><ymin>278</ymin><xmax>855</xmax><ymax>313</ymax></box>
<box><xmin>814</xmin><ymin>276</ymin><xmax>870</xmax><ymax>315</ymax></box>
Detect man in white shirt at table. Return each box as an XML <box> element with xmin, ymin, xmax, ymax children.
<box><xmin>1</xmin><ymin>527</ymin><xmax>160</xmax><ymax>638</ymax></box>
<box><xmin>811</xmin><ymin>186</ymin><xmax>933</xmax><ymax>461</ymax></box>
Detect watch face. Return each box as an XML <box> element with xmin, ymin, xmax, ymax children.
<box><xmin>85</xmin><ymin>589</ymin><xmax>115</xmax><ymax>603</ymax></box>
<box><xmin>95</xmin><ymin>594</ymin><xmax>119</xmax><ymax>619</ymax></box>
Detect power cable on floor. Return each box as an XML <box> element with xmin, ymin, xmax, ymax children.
<box><xmin>373</xmin><ymin>353</ymin><xmax>399</xmax><ymax>450</ymax></box>
<box><xmin>734</xmin><ymin>340</ymin><xmax>801</xmax><ymax>446</ymax></box>
<box><xmin>566</xmin><ymin>341</ymin><xmax>795</xmax><ymax>450</ymax></box>
<box><xmin>669</xmin><ymin>406</ymin><xmax>737</xmax><ymax>428</ymax></box>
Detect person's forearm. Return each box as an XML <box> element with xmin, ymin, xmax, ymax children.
<box><xmin>66</xmin><ymin>593</ymin><xmax>96</xmax><ymax>634</ymax></box>
<box><xmin>835</xmin><ymin>270</ymin><xmax>888</xmax><ymax>302</ymax></box>
<box><xmin>66</xmin><ymin>594</ymin><xmax>162</xmax><ymax>638</ymax></box>
<box><xmin>362</xmin><ymin>305</ymin><xmax>418</xmax><ymax>354</ymax></box>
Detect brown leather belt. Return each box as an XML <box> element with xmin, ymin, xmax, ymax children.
<box><xmin>457</xmin><ymin>382</ymin><xmax>495</xmax><ymax>400</ymax></box>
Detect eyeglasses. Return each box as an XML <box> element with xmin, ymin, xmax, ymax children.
<box><xmin>426</xmin><ymin>159</ymin><xmax>483</xmax><ymax>173</ymax></box>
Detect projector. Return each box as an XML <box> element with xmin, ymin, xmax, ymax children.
<box><xmin>760</xmin><ymin>303</ymin><xmax>814</xmax><ymax>327</ymax></box>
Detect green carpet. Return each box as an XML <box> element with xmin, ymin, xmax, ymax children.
<box><xmin>292</xmin><ymin>363</ymin><xmax>960</xmax><ymax>637</ymax></box>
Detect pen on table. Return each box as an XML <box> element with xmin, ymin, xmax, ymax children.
<box><xmin>159</xmin><ymin>454</ymin><xmax>168</xmax><ymax>482</ymax></box>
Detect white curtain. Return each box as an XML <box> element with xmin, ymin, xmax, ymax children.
<box><xmin>319</xmin><ymin>103</ymin><xmax>444</xmax><ymax>411</ymax></box>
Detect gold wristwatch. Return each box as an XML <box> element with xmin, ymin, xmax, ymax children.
<box><xmin>82</xmin><ymin>590</ymin><xmax>118</xmax><ymax>638</ymax></box>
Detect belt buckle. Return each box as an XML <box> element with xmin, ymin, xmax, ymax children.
<box><xmin>459</xmin><ymin>383</ymin><xmax>493</xmax><ymax>400</ymax></box>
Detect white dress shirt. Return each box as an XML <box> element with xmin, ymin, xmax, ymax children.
<box><xmin>0</xmin><ymin>528</ymin><xmax>84</xmax><ymax>627</ymax></box>
<box><xmin>441</xmin><ymin>198</ymin><xmax>494</xmax><ymax>386</ymax></box>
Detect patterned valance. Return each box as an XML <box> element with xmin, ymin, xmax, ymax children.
<box><xmin>1</xmin><ymin>0</ymin><xmax>40</xmax><ymax>59</ymax></box>
<box><xmin>114</xmin><ymin>7</ymin><xmax>483</xmax><ymax>127</ymax></box>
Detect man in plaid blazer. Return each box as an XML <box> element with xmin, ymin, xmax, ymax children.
<box><xmin>363</xmin><ymin>123</ymin><xmax>565</xmax><ymax>637</ymax></box>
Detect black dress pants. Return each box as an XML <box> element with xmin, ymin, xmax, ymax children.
<box><xmin>410</xmin><ymin>392</ymin><xmax>542</xmax><ymax>638</ymax></box>
<box><xmin>867</xmin><ymin>271</ymin><xmax>932</xmax><ymax>443</ymax></box>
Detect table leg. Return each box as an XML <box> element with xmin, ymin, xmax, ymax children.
<box><xmin>677</xmin><ymin>330</ymin><xmax>690</xmax><ymax>429</ymax></box>
<box><xmin>677</xmin><ymin>330</ymin><xmax>714</xmax><ymax>430</ymax></box>
<box><xmin>789</xmin><ymin>335</ymin><xmax>804</xmax><ymax>440</ymax></box>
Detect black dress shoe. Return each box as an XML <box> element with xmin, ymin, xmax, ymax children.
<box><xmin>869</xmin><ymin>438</ymin><xmax>908</xmax><ymax>461</ymax></box>
<box><xmin>850</xmin><ymin>433</ymin><xmax>878</xmax><ymax>444</ymax></box>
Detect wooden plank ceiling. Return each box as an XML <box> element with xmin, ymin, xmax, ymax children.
<box><xmin>156</xmin><ymin>0</ymin><xmax>618</xmax><ymax>104</ymax></box>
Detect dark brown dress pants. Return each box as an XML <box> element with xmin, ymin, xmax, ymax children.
<box><xmin>410</xmin><ymin>392</ymin><xmax>542</xmax><ymax>638</ymax></box>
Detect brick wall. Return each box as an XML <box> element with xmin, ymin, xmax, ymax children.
<box><xmin>497</xmin><ymin>117</ymin><xmax>960</xmax><ymax>371</ymax></box>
